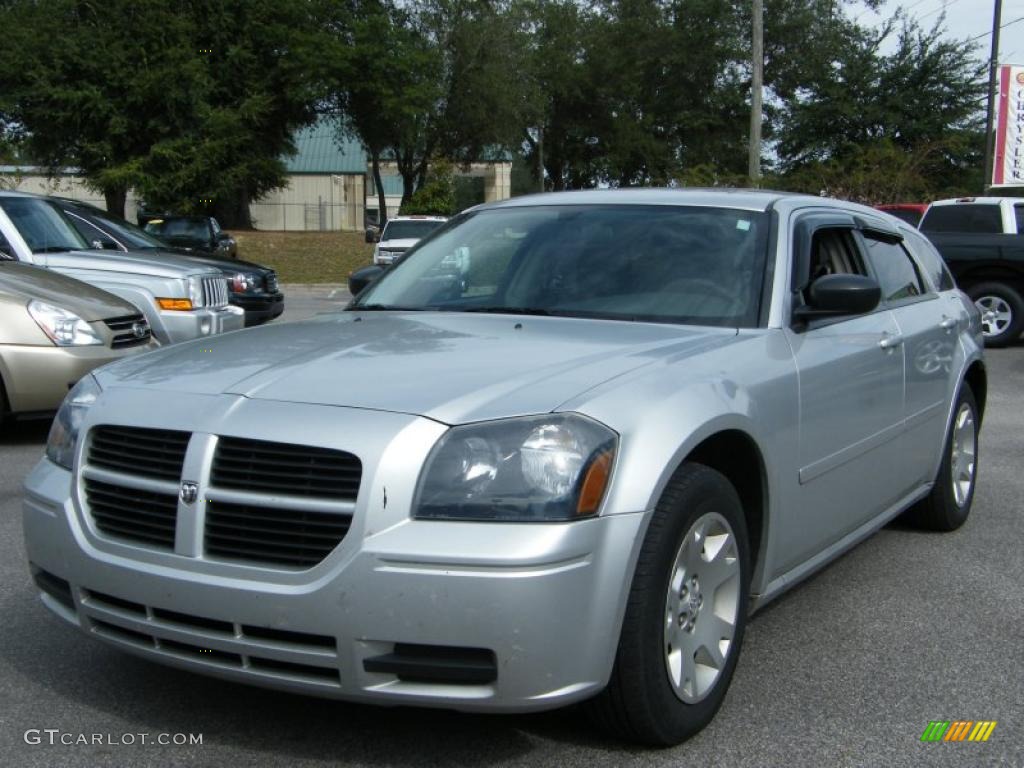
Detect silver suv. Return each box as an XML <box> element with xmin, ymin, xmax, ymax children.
<box><xmin>0</xmin><ymin>192</ymin><xmax>243</xmax><ymax>344</ymax></box>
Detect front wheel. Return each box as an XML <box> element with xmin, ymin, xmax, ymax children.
<box><xmin>904</xmin><ymin>385</ymin><xmax>979</xmax><ymax>531</ymax></box>
<box><xmin>967</xmin><ymin>282</ymin><xmax>1024</xmax><ymax>347</ymax></box>
<box><xmin>587</xmin><ymin>463</ymin><xmax>750</xmax><ymax>746</ymax></box>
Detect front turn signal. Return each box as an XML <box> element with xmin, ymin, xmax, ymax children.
<box><xmin>577</xmin><ymin>449</ymin><xmax>614</xmax><ymax>516</ymax></box>
<box><xmin>157</xmin><ymin>298</ymin><xmax>193</xmax><ymax>311</ymax></box>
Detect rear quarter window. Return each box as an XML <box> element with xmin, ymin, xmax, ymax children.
<box><xmin>920</xmin><ymin>204</ymin><xmax>1002</xmax><ymax>234</ymax></box>
<box><xmin>903</xmin><ymin>230</ymin><xmax>956</xmax><ymax>291</ymax></box>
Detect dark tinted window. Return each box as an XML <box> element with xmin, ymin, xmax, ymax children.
<box><xmin>382</xmin><ymin>220</ymin><xmax>445</xmax><ymax>240</ymax></box>
<box><xmin>1015</xmin><ymin>204</ymin><xmax>1024</xmax><ymax>234</ymax></box>
<box><xmin>903</xmin><ymin>229</ymin><xmax>956</xmax><ymax>291</ymax></box>
<box><xmin>920</xmin><ymin>204</ymin><xmax>1002</xmax><ymax>233</ymax></box>
<box><xmin>863</xmin><ymin>237</ymin><xmax>924</xmax><ymax>301</ymax></box>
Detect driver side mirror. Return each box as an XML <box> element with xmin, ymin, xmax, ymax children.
<box><xmin>794</xmin><ymin>274</ymin><xmax>881</xmax><ymax>322</ymax></box>
<box><xmin>348</xmin><ymin>265</ymin><xmax>385</xmax><ymax>296</ymax></box>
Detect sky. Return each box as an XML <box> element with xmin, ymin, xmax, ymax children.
<box><xmin>851</xmin><ymin>0</ymin><xmax>1024</xmax><ymax>62</ymax></box>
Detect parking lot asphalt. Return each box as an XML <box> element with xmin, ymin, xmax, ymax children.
<box><xmin>0</xmin><ymin>314</ymin><xmax>1021</xmax><ymax>766</ymax></box>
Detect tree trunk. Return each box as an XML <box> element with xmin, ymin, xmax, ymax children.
<box><xmin>214</xmin><ymin>188</ymin><xmax>253</xmax><ymax>229</ymax></box>
<box><xmin>103</xmin><ymin>187</ymin><xmax>127</xmax><ymax>219</ymax></box>
<box><xmin>370</xmin><ymin>150</ymin><xmax>388</xmax><ymax>227</ymax></box>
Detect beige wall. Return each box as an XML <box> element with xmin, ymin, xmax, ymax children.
<box><xmin>250</xmin><ymin>174</ymin><xmax>364</xmax><ymax>231</ymax></box>
<box><xmin>0</xmin><ymin>172</ymin><xmax>142</xmax><ymax>221</ymax></box>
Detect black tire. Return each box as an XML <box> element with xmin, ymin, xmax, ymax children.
<box><xmin>904</xmin><ymin>386</ymin><xmax>979</xmax><ymax>531</ymax></box>
<box><xmin>966</xmin><ymin>282</ymin><xmax>1024</xmax><ymax>347</ymax></box>
<box><xmin>586</xmin><ymin>462</ymin><xmax>750</xmax><ymax>746</ymax></box>
<box><xmin>0</xmin><ymin>375</ymin><xmax>9</xmax><ymax>428</ymax></box>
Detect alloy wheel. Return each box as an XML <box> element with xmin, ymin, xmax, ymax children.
<box><xmin>974</xmin><ymin>295</ymin><xmax>1012</xmax><ymax>338</ymax></box>
<box><xmin>950</xmin><ymin>402</ymin><xmax>976</xmax><ymax>507</ymax></box>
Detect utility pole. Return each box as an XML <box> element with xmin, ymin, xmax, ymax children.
<box><xmin>537</xmin><ymin>126</ymin><xmax>545</xmax><ymax>193</ymax></box>
<box><xmin>983</xmin><ymin>0</ymin><xmax>1003</xmax><ymax>193</ymax></box>
<box><xmin>748</xmin><ymin>0</ymin><xmax>764</xmax><ymax>187</ymax></box>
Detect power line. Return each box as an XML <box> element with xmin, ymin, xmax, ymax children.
<box><xmin>918</xmin><ymin>0</ymin><xmax>967</xmax><ymax>22</ymax></box>
<box><xmin>968</xmin><ymin>13</ymin><xmax>1024</xmax><ymax>41</ymax></box>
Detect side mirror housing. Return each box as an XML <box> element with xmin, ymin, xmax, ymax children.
<box><xmin>794</xmin><ymin>274</ymin><xmax>881</xmax><ymax>322</ymax></box>
<box><xmin>349</xmin><ymin>265</ymin><xmax>385</xmax><ymax>296</ymax></box>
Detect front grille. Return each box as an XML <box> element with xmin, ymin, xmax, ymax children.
<box><xmin>201</xmin><ymin>275</ymin><xmax>229</xmax><ymax>308</ymax></box>
<box><xmin>264</xmin><ymin>272</ymin><xmax>279</xmax><ymax>293</ymax></box>
<box><xmin>88</xmin><ymin>425</ymin><xmax>190</xmax><ymax>481</ymax></box>
<box><xmin>84</xmin><ymin>477</ymin><xmax>178</xmax><ymax>549</ymax></box>
<box><xmin>103</xmin><ymin>314</ymin><xmax>152</xmax><ymax>348</ymax></box>
<box><xmin>205</xmin><ymin>501</ymin><xmax>351</xmax><ymax>568</ymax></box>
<box><xmin>211</xmin><ymin>437</ymin><xmax>361</xmax><ymax>501</ymax></box>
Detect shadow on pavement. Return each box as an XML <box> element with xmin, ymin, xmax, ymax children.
<box><xmin>1</xmin><ymin>416</ymin><xmax>51</xmax><ymax>445</ymax></box>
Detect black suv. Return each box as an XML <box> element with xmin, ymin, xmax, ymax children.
<box><xmin>143</xmin><ymin>215</ymin><xmax>238</xmax><ymax>258</ymax></box>
<box><xmin>59</xmin><ymin>200</ymin><xmax>283</xmax><ymax>327</ymax></box>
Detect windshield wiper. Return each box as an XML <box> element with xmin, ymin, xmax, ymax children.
<box><xmin>351</xmin><ymin>304</ymin><xmax>428</xmax><ymax>311</ymax></box>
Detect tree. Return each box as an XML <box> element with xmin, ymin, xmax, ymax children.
<box><xmin>775</xmin><ymin>14</ymin><xmax>986</xmax><ymax>198</ymax></box>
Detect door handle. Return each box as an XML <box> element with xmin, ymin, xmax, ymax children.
<box><xmin>939</xmin><ymin>317</ymin><xmax>957</xmax><ymax>330</ymax></box>
<box><xmin>878</xmin><ymin>333</ymin><xmax>904</xmax><ymax>350</ymax></box>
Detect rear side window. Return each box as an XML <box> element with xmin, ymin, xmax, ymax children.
<box><xmin>862</xmin><ymin>236</ymin><xmax>924</xmax><ymax>302</ymax></box>
<box><xmin>903</xmin><ymin>229</ymin><xmax>956</xmax><ymax>291</ymax></box>
<box><xmin>1015</xmin><ymin>204</ymin><xmax>1024</xmax><ymax>234</ymax></box>
<box><xmin>920</xmin><ymin>204</ymin><xmax>1002</xmax><ymax>234</ymax></box>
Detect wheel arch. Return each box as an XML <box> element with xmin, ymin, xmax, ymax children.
<box><xmin>667</xmin><ymin>428</ymin><xmax>770</xmax><ymax>601</ymax></box>
<box><xmin>963</xmin><ymin>359</ymin><xmax>987</xmax><ymax>425</ymax></box>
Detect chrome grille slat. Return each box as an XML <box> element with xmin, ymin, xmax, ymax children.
<box><xmin>201</xmin><ymin>275</ymin><xmax>229</xmax><ymax>308</ymax></box>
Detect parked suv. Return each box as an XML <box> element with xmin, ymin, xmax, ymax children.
<box><xmin>58</xmin><ymin>201</ymin><xmax>283</xmax><ymax>327</ymax></box>
<box><xmin>0</xmin><ymin>260</ymin><xmax>158</xmax><ymax>420</ymax></box>
<box><xmin>0</xmin><ymin>192</ymin><xmax>244</xmax><ymax>344</ymax></box>
<box><xmin>372</xmin><ymin>215</ymin><xmax>447</xmax><ymax>265</ymax></box>
<box><xmin>919</xmin><ymin>196</ymin><xmax>1024</xmax><ymax>345</ymax></box>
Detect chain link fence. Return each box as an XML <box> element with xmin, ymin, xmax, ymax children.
<box><xmin>248</xmin><ymin>201</ymin><xmax>364</xmax><ymax>232</ymax></box>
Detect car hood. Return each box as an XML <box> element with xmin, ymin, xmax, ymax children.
<box><xmin>95</xmin><ymin>312</ymin><xmax>737</xmax><ymax>424</ymax></box>
<box><xmin>143</xmin><ymin>246</ymin><xmax>270</xmax><ymax>275</ymax></box>
<box><xmin>0</xmin><ymin>261</ymin><xmax>142</xmax><ymax>321</ymax></box>
<box><xmin>378</xmin><ymin>238</ymin><xmax>420</xmax><ymax>250</ymax></box>
<box><xmin>41</xmin><ymin>249</ymin><xmax>217</xmax><ymax>279</ymax></box>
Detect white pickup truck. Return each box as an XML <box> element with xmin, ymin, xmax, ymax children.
<box><xmin>0</xmin><ymin>192</ymin><xmax>243</xmax><ymax>344</ymax></box>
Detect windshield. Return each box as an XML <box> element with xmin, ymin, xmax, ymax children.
<box><xmin>382</xmin><ymin>220</ymin><xmax>445</xmax><ymax>241</ymax></box>
<box><xmin>0</xmin><ymin>198</ymin><xmax>89</xmax><ymax>253</ymax></box>
<box><xmin>76</xmin><ymin>208</ymin><xmax>166</xmax><ymax>249</ymax></box>
<box><xmin>146</xmin><ymin>218</ymin><xmax>210</xmax><ymax>240</ymax></box>
<box><xmin>355</xmin><ymin>205</ymin><xmax>770</xmax><ymax>327</ymax></box>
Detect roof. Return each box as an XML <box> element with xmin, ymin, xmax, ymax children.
<box><xmin>480</xmin><ymin>188</ymin><xmax>797</xmax><ymax>212</ymax></box>
<box><xmin>284</xmin><ymin>119</ymin><xmax>367</xmax><ymax>175</ymax></box>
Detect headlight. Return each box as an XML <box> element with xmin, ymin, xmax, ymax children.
<box><xmin>229</xmin><ymin>272</ymin><xmax>258</xmax><ymax>293</ymax></box>
<box><xmin>413</xmin><ymin>414</ymin><xmax>617</xmax><ymax>522</ymax></box>
<box><xmin>27</xmin><ymin>300</ymin><xmax>103</xmax><ymax>346</ymax></box>
<box><xmin>187</xmin><ymin>276</ymin><xmax>206</xmax><ymax>308</ymax></box>
<box><xmin>46</xmin><ymin>374</ymin><xmax>102</xmax><ymax>469</ymax></box>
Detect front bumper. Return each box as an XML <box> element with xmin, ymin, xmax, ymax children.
<box><xmin>156</xmin><ymin>305</ymin><xmax>245</xmax><ymax>344</ymax></box>
<box><xmin>0</xmin><ymin>341</ymin><xmax>160</xmax><ymax>413</ymax></box>
<box><xmin>22</xmin><ymin>399</ymin><xmax>643</xmax><ymax>711</ymax></box>
<box><xmin>232</xmin><ymin>292</ymin><xmax>285</xmax><ymax>326</ymax></box>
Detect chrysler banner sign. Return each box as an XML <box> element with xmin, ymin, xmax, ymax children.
<box><xmin>993</xmin><ymin>64</ymin><xmax>1024</xmax><ymax>187</ymax></box>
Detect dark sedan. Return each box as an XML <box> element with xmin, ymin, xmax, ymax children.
<box><xmin>144</xmin><ymin>215</ymin><xmax>237</xmax><ymax>258</ymax></box>
<box><xmin>58</xmin><ymin>201</ymin><xmax>283</xmax><ymax>327</ymax></box>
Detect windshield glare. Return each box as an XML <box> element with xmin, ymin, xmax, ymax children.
<box><xmin>147</xmin><ymin>219</ymin><xmax>209</xmax><ymax>240</ymax></box>
<box><xmin>356</xmin><ymin>205</ymin><xmax>770</xmax><ymax>327</ymax></box>
<box><xmin>0</xmin><ymin>198</ymin><xmax>88</xmax><ymax>253</ymax></box>
<box><xmin>382</xmin><ymin>220</ymin><xmax>444</xmax><ymax>241</ymax></box>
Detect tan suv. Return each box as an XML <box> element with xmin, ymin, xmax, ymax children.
<box><xmin>0</xmin><ymin>260</ymin><xmax>159</xmax><ymax>419</ymax></box>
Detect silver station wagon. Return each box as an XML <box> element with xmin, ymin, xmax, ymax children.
<box><xmin>23</xmin><ymin>190</ymin><xmax>985</xmax><ymax>745</ymax></box>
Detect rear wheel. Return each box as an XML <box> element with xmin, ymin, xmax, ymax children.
<box><xmin>587</xmin><ymin>463</ymin><xmax>750</xmax><ymax>746</ymax></box>
<box><xmin>967</xmin><ymin>282</ymin><xmax>1024</xmax><ymax>347</ymax></box>
<box><xmin>905</xmin><ymin>386</ymin><xmax>979</xmax><ymax>531</ymax></box>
